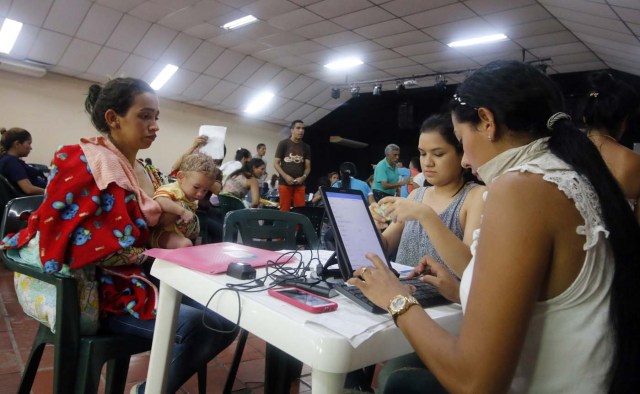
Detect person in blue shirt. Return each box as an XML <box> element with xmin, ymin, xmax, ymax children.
<box><xmin>0</xmin><ymin>127</ymin><xmax>46</xmax><ymax>195</ymax></box>
<box><xmin>397</xmin><ymin>161</ymin><xmax>411</xmax><ymax>198</ymax></box>
<box><xmin>332</xmin><ymin>161</ymin><xmax>373</xmax><ymax>204</ymax></box>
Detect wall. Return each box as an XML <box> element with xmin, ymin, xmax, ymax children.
<box><xmin>0</xmin><ymin>70</ymin><xmax>284</xmax><ymax>174</ymax></box>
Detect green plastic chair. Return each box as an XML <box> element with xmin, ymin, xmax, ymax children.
<box><xmin>0</xmin><ymin>196</ymin><xmax>160</xmax><ymax>393</ymax></box>
<box><xmin>0</xmin><ymin>174</ymin><xmax>25</xmax><ymax>220</ymax></box>
<box><xmin>222</xmin><ymin>208</ymin><xmax>319</xmax><ymax>394</ymax></box>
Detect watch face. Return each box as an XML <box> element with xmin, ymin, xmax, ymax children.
<box><xmin>391</xmin><ymin>296</ymin><xmax>406</xmax><ymax>312</ymax></box>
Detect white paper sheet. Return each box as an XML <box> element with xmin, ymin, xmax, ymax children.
<box><xmin>198</xmin><ymin>125</ymin><xmax>226</xmax><ymax>159</ymax></box>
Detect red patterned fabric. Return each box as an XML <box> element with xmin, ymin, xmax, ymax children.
<box><xmin>1</xmin><ymin>144</ymin><xmax>158</xmax><ymax>320</ymax></box>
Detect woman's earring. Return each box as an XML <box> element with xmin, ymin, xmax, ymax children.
<box><xmin>487</xmin><ymin>135</ymin><xmax>493</xmax><ymax>142</ymax></box>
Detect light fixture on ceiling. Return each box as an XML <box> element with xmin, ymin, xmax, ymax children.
<box><xmin>396</xmin><ymin>81</ymin><xmax>405</xmax><ymax>94</ymax></box>
<box><xmin>434</xmin><ymin>74</ymin><xmax>447</xmax><ymax>90</ymax></box>
<box><xmin>222</xmin><ymin>15</ymin><xmax>258</xmax><ymax>30</ymax></box>
<box><xmin>331</xmin><ymin>87</ymin><xmax>341</xmax><ymax>99</ymax></box>
<box><xmin>324</xmin><ymin>57</ymin><xmax>363</xmax><ymax>70</ymax></box>
<box><xmin>350</xmin><ymin>85</ymin><xmax>360</xmax><ymax>98</ymax></box>
<box><xmin>447</xmin><ymin>33</ymin><xmax>508</xmax><ymax>48</ymax></box>
<box><xmin>244</xmin><ymin>91</ymin><xmax>274</xmax><ymax>114</ymax></box>
<box><xmin>330</xmin><ymin>136</ymin><xmax>368</xmax><ymax>149</ymax></box>
<box><xmin>372</xmin><ymin>83</ymin><xmax>382</xmax><ymax>96</ymax></box>
<box><xmin>0</xmin><ymin>57</ymin><xmax>46</xmax><ymax>77</ymax></box>
<box><xmin>0</xmin><ymin>18</ymin><xmax>23</xmax><ymax>54</ymax></box>
<box><xmin>150</xmin><ymin>64</ymin><xmax>178</xmax><ymax>90</ymax></box>
<box><xmin>402</xmin><ymin>79</ymin><xmax>418</xmax><ymax>87</ymax></box>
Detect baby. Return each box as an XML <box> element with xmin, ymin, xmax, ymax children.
<box><xmin>151</xmin><ymin>153</ymin><xmax>217</xmax><ymax>248</ymax></box>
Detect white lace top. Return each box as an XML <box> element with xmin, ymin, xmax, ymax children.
<box><xmin>460</xmin><ymin>138</ymin><xmax>614</xmax><ymax>393</ymax></box>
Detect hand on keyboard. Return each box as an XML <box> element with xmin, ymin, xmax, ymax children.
<box><xmin>411</xmin><ymin>256</ymin><xmax>462</xmax><ymax>304</ymax></box>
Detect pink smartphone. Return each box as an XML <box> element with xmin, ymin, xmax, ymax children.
<box><xmin>268</xmin><ymin>287</ymin><xmax>338</xmax><ymax>313</ymax></box>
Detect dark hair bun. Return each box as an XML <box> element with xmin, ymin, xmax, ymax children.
<box><xmin>85</xmin><ymin>84</ymin><xmax>102</xmax><ymax>112</ymax></box>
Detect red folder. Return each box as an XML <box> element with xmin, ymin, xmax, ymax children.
<box><xmin>144</xmin><ymin>242</ymin><xmax>297</xmax><ymax>274</ymax></box>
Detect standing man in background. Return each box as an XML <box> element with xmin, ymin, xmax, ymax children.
<box><xmin>372</xmin><ymin>144</ymin><xmax>410</xmax><ymax>202</ymax></box>
<box><xmin>255</xmin><ymin>143</ymin><xmax>268</xmax><ymax>195</ymax></box>
<box><xmin>274</xmin><ymin>120</ymin><xmax>311</xmax><ymax>212</ymax></box>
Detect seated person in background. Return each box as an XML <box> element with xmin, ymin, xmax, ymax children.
<box><xmin>151</xmin><ymin>153</ymin><xmax>217</xmax><ymax>248</ymax></box>
<box><xmin>0</xmin><ymin>127</ymin><xmax>47</xmax><ymax>194</ymax></box>
<box><xmin>220</xmin><ymin>147</ymin><xmax>251</xmax><ymax>181</ymax></box>
<box><xmin>219</xmin><ymin>158</ymin><xmax>265</xmax><ymax>216</ymax></box>
<box><xmin>311</xmin><ymin>176</ymin><xmax>331</xmax><ymax>206</ymax></box>
<box><xmin>327</xmin><ymin>171</ymin><xmax>339</xmax><ymax>185</ymax></box>
<box><xmin>333</xmin><ymin>161</ymin><xmax>373</xmax><ymax>204</ymax></box>
<box><xmin>583</xmin><ymin>71</ymin><xmax>640</xmax><ymax>224</ymax></box>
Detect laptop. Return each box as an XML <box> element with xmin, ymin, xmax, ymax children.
<box><xmin>320</xmin><ymin>187</ymin><xmax>448</xmax><ymax>313</ymax></box>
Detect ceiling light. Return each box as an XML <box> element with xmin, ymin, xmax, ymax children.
<box><xmin>244</xmin><ymin>91</ymin><xmax>274</xmax><ymax>114</ymax></box>
<box><xmin>0</xmin><ymin>18</ymin><xmax>23</xmax><ymax>54</ymax></box>
<box><xmin>372</xmin><ymin>83</ymin><xmax>382</xmax><ymax>96</ymax></box>
<box><xmin>324</xmin><ymin>57</ymin><xmax>363</xmax><ymax>70</ymax></box>
<box><xmin>448</xmin><ymin>33</ymin><xmax>507</xmax><ymax>48</ymax></box>
<box><xmin>331</xmin><ymin>88</ymin><xmax>341</xmax><ymax>99</ymax></box>
<box><xmin>222</xmin><ymin>15</ymin><xmax>258</xmax><ymax>30</ymax></box>
<box><xmin>402</xmin><ymin>79</ymin><xmax>418</xmax><ymax>87</ymax></box>
<box><xmin>350</xmin><ymin>85</ymin><xmax>360</xmax><ymax>98</ymax></box>
<box><xmin>150</xmin><ymin>64</ymin><xmax>178</xmax><ymax>90</ymax></box>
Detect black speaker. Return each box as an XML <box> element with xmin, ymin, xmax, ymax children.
<box><xmin>398</xmin><ymin>102</ymin><xmax>413</xmax><ymax>129</ymax></box>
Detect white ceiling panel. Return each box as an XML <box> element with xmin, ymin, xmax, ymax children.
<box><xmin>403</xmin><ymin>3</ymin><xmax>476</xmax><ymax>29</ymax></box>
<box><xmin>241</xmin><ymin>0</ymin><xmax>299</xmax><ymax>20</ymax></box>
<box><xmin>293</xmin><ymin>20</ymin><xmax>345</xmax><ymax>39</ymax></box>
<box><xmin>117</xmin><ymin>54</ymin><xmax>154</xmax><ymax>79</ymax></box>
<box><xmin>43</xmin><ymin>0</ymin><xmax>91</xmax><ymax>36</ymax></box>
<box><xmin>28</xmin><ymin>29</ymin><xmax>72</xmax><ymax>65</ymax></box>
<box><xmin>304</xmin><ymin>107</ymin><xmax>331</xmax><ymax>124</ymax></box>
<box><xmin>354</xmin><ymin>19</ymin><xmax>414</xmax><ymax>40</ymax></box>
<box><xmin>160</xmin><ymin>33</ymin><xmax>202</xmax><ymax>66</ymax></box>
<box><xmin>182</xmin><ymin>74</ymin><xmax>220</xmax><ymax>101</ymax></box>
<box><xmin>182</xmin><ymin>41</ymin><xmax>224</xmax><ymax>73</ymax></box>
<box><xmin>95</xmin><ymin>0</ymin><xmax>145</xmax><ymax>13</ymax></box>
<box><xmin>202</xmin><ymin>79</ymin><xmax>239</xmax><ymax>104</ymax></box>
<box><xmin>307</xmin><ymin>0</ymin><xmax>371</xmax><ymax>19</ymax></box>
<box><xmin>107</xmin><ymin>15</ymin><xmax>152</xmax><ymax>52</ymax></box>
<box><xmin>203</xmin><ymin>49</ymin><xmax>245</xmax><ymax>79</ymax></box>
<box><xmin>8</xmin><ymin>0</ymin><xmax>53</xmax><ymax>26</ymax></box>
<box><xmin>332</xmin><ymin>7</ymin><xmax>395</xmax><ymax>30</ymax></box>
<box><xmin>225</xmin><ymin>56</ymin><xmax>264</xmax><ymax>84</ymax></box>
<box><xmin>58</xmin><ymin>38</ymin><xmax>101</xmax><ymax>71</ymax></box>
<box><xmin>268</xmin><ymin>8</ymin><xmax>323</xmax><ymax>30</ymax></box>
<box><xmin>381</xmin><ymin>0</ymin><xmax>458</xmax><ymax>17</ymax></box>
<box><xmin>464</xmin><ymin>0</ymin><xmax>536</xmax><ymax>15</ymax></box>
<box><xmin>87</xmin><ymin>46</ymin><xmax>129</xmax><ymax>77</ymax></box>
<box><xmin>3</xmin><ymin>0</ymin><xmax>640</xmax><ymax>127</ymax></box>
<box><xmin>133</xmin><ymin>23</ymin><xmax>178</xmax><ymax>59</ymax></box>
<box><xmin>76</xmin><ymin>3</ymin><xmax>123</xmax><ymax>45</ymax></box>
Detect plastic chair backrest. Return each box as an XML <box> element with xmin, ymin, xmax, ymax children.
<box><xmin>0</xmin><ymin>174</ymin><xmax>26</xmax><ymax>220</ymax></box>
<box><xmin>291</xmin><ymin>206</ymin><xmax>325</xmax><ymax>237</ymax></box>
<box><xmin>222</xmin><ymin>208</ymin><xmax>319</xmax><ymax>251</ymax></box>
<box><xmin>0</xmin><ymin>195</ymin><xmax>43</xmax><ymax>236</ymax></box>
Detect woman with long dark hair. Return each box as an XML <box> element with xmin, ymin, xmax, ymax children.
<box><xmin>352</xmin><ymin>60</ymin><xmax>640</xmax><ymax>393</ymax></box>
<box><xmin>219</xmin><ymin>157</ymin><xmax>266</xmax><ymax>216</ymax></box>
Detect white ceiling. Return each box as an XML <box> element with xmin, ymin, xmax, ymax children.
<box><xmin>1</xmin><ymin>0</ymin><xmax>639</xmax><ymax>126</ymax></box>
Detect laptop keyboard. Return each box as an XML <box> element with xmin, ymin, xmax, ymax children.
<box><xmin>335</xmin><ymin>278</ymin><xmax>449</xmax><ymax>314</ymax></box>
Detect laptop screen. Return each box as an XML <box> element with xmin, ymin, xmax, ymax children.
<box><xmin>320</xmin><ymin>187</ymin><xmax>388</xmax><ymax>278</ymax></box>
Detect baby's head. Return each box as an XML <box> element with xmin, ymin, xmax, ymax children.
<box><xmin>177</xmin><ymin>153</ymin><xmax>219</xmax><ymax>201</ymax></box>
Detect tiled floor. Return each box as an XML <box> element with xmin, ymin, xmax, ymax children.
<box><xmin>0</xmin><ymin>262</ymin><xmax>383</xmax><ymax>393</ymax></box>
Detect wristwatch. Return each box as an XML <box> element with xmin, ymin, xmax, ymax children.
<box><xmin>388</xmin><ymin>294</ymin><xmax>420</xmax><ymax>326</ymax></box>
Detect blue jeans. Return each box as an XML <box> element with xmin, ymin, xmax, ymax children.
<box><xmin>103</xmin><ymin>296</ymin><xmax>237</xmax><ymax>393</ymax></box>
<box><xmin>377</xmin><ymin>353</ymin><xmax>447</xmax><ymax>394</ymax></box>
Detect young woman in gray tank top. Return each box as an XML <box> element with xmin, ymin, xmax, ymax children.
<box><xmin>370</xmin><ymin>113</ymin><xmax>484</xmax><ymax>301</ymax></box>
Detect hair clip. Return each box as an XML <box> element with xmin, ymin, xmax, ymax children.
<box><xmin>589</xmin><ymin>91</ymin><xmax>599</xmax><ymax>98</ymax></box>
<box><xmin>453</xmin><ymin>94</ymin><xmax>467</xmax><ymax>106</ymax></box>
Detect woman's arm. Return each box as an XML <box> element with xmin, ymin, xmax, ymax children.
<box><xmin>247</xmin><ymin>178</ymin><xmax>260</xmax><ymax>208</ymax></box>
<box><xmin>16</xmin><ymin>178</ymin><xmax>45</xmax><ymax>195</ymax></box>
<box><xmin>352</xmin><ymin>173</ymin><xmax>555</xmax><ymax>393</ymax></box>
<box><xmin>171</xmin><ymin>136</ymin><xmax>208</xmax><ymax>174</ymax></box>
